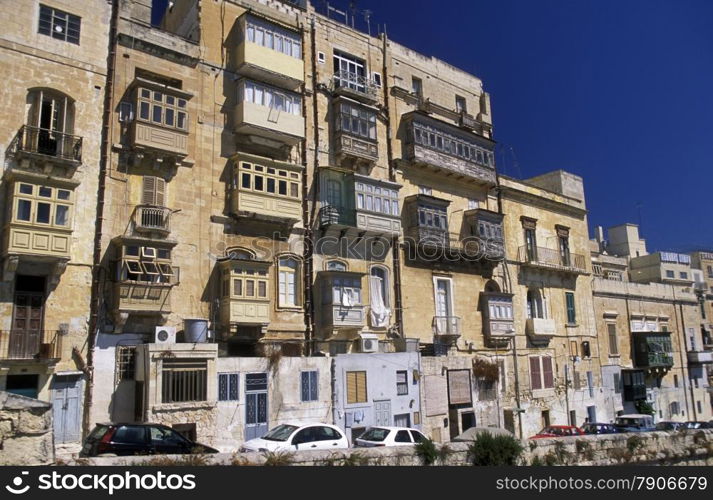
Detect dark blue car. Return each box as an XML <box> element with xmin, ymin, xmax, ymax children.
<box><xmin>582</xmin><ymin>422</ymin><xmax>619</xmax><ymax>435</ymax></box>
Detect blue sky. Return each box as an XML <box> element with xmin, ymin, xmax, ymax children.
<box><xmin>154</xmin><ymin>0</ymin><xmax>713</xmax><ymax>252</ymax></box>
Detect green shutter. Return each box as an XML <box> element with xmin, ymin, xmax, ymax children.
<box><xmin>565</xmin><ymin>292</ymin><xmax>576</xmax><ymax>324</ymax></box>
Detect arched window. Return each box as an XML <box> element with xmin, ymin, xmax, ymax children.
<box><xmin>278</xmin><ymin>256</ymin><xmax>301</xmax><ymax>307</ymax></box>
<box><xmin>526</xmin><ymin>289</ymin><xmax>546</xmax><ymax>319</ymax></box>
<box><xmin>226</xmin><ymin>247</ymin><xmax>255</xmax><ymax>260</ymax></box>
<box><xmin>326</xmin><ymin>260</ymin><xmax>347</xmax><ymax>271</ymax></box>
<box><xmin>25</xmin><ymin>88</ymin><xmax>76</xmax><ymax>158</ymax></box>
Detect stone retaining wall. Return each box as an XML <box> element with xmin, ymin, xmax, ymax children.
<box><xmin>69</xmin><ymin>429</ymin><xmax>713</xmax><ymax>466</ymax></box>
<box><xmin>0</xmin><ymin>391</ymin><xmax>54</xmax><ymax>465</ymax></box>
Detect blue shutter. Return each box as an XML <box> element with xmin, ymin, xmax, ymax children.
<box><xmin>229</xmin><ymin>374</ymin><xmax>239</xmax><ymax>400</ymax></box>
<box><xmin>218</xmin><ymin>374</ymin><xmax>228</xmax><ymax>401</ymax></box>
<box><xmin>309</xmin><ymin>371</ymin><xmax>318</xmax><ymax>401</ymax></box>
<box><xmin>301</xmin><ymin>371</ymin><xmax>310</xmax><ymax>402</ymax></box>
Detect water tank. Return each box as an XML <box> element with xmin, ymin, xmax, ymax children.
<box><xmin>183</xmin><ymin>318</ymin><xmax>209</xmax><ymax>343</ymax></box>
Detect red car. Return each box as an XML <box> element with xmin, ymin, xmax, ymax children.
<box><xmin>529</xmin><ymin>425</ymin><xmax>584</xmax><ymax>439</ymax></box>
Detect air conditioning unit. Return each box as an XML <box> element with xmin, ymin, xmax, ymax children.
<box><xmin>359</xmin><ymin>333</ymin><xmax>379</xmax><ymax>353</ymax></box>
<box><xmin>154</xmin><ymin>326</ymin><xmax>176</xmax><ymax>345</ymax></box>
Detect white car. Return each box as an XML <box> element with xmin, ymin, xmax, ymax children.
<box><xmin>238</xmin><ymin>423</ymin><xmax>349</xmax><ymax>453</ymax></box>
<box><xmin>354</xmin><ymin>426</ymin><xmax>428</xmax><ymax>447</ymax></box>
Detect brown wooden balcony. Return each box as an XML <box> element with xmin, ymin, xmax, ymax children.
<box><xmin>0</xmin><ymin>329</ymin><xmax>62</xmax><ymax>361</ymax></box>
<box><xmin>517</xmin><ymin>245</ymin><xmax>587</xmax><ymax>274</ymax></box>
<box><xmin>12</xmin><ymin>125</ymin><xmax>82</xmax><ymax>165</ymax></box>
<box><xmin>133</xmin><ymin>205</ymin><xmax>171</xmax><ymax>235</ymax></box>
<box><xmin>332</xmin><ymin>70</ymin><xmax>378</xmax><ymax>104</ymax></box>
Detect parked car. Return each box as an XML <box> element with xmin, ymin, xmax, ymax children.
<box><xmin>80</xmin><ymin>423</ymin><xmax>218</xmax><ymax>457</ymax></box>
<box><xmin>700</xmin><ymin>421</ymin><xmax>713</xmax><ymax>429</ymax></box>
<box><xmin>529</xmin><ymin>425</ymin><xmax>584</xmax><ymax>439</ymax></box>
<box><xmin>582</xmin><ymin>422</ymin><xmax>619</xmax><ymax>435</ymax></box>
<box><xmin>681</xmin><ymin>421</ymin><xmax>705</xmax><ymax>429</ymax></box>
<box><xmin>238</xmin><ymin>423</ymin><xmax>349</xmax><ymax>453</ymax></box>
<box><xmin>353</xmin><ymin>426</ymin><xmax>428</xmax><ymax>447</ymax></box>
<box><xmin>613</xmin><ymin>414</ymin><xmax>655</xmax><ymax>432</ymax></box>
<box><xmin>655</xmin><ymin>421</ymin><xmax>685</xmax><ymax>431</ymax></box>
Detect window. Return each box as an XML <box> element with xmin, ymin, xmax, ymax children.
<box><xmin>116</xmin><ymin>346</ymin><xmax>136</xmax><ymax>381</ymax></box>
<box><xmin>412</xmin><ymin>77</ymin><xmax>423</xmax><ymax>97</ymax></box>
<box><xmin>141</xmin><ymin>176</ymin><xmax>166</xmax><ymax>206</ymax></box>
<box><xmin>225</xmin><ymin>264</ymin><xmax>269</xmax><ymax>300</ymax></box>
<box><xmin>278</xmin><ymin>256</ymin><xmax>300</xmax><ymax>307</ymax></box>
<box><xmin>12</xmin><ymin>182</ymin><xmax>73</xmax><ymax>228</ymax></box>
<box><xmin>487</xmin><ymin>296</ymin><xmax>513</xmax><ymax>320</ymax></box>
<box><xmin>346</xmin><ymin>371</ymin><xmax>367</xmax><ymax>404</ymax></box>
<box><xmin>523</xmin><ymin>227</ymin><xmax>537</xmax><ymax>261</ymax></box>
<box><xmin>395</xmin><ymin>430</ymin><xmax>411</xmax><ymax>443</ymax></box>
<box><xmin>355</xmin><ymin>182</ymin><xmax>399</xmax><ymax>216</ymax></box>
<box><xmin>333</xmin><ymin>50</ymin><xmax>367</xmax><ymax>90</ymax></box>
<box><xmin>326</xmin><ymin>260</ymin><xmax>347</xmax><ymax>272</ymax></box>
<box><xmin>330</xmin><ymin>276</ymin><xmax>362</xmax><ymax>306</ymax></box>
<box><xmin>301</xmin><ymin>371</ymin><xmax>318</xmax><ymax>402</ymax></box>
<box><xmin>136</xmin><ymin>87</ymin><xmax>187</xmax><ymax>131</ymax></box>
<box><xmin>529</xmin><ymin>356</ymin><xmax>554</xmax><ymax>390</ymax></box>
<box><xmin>455</xmin><ymin>95</ymin><xmax>467</xmax><ymax>113</ymax></box>
<box><xmin>39</xmin><ymin>4</ymin><xmax>80</xmax><ymax>44</ymax></box>
<box><xmin>613</xmin><ymin>373</ymin><xmax>621</xmax><ymax>394</ymax></box>
<box><xmin>336</xmin><ymin>101</ymin><xmax>376</xmax><ymax>140</ymax></box>
<box><xmin>240</xmin><ymin>80</ymin><xmax>301</xmax><ymax>116</ymax></box>
<box><xmin>680</xmin><ymin>271</ymin><xmax>688</xmax><ymax>279</ymax></box>
<box><xmin>245</xmin><ymin>16</ymin><xmax>301</xmax><ymax>58</ymax></box>
<box><xmin>417</xmin><ymin>203</ymin><xmax>448</xmax><ymax>230</ymax></box>
<box><xmin>467</xmin><ymin>198</ymin><xmax>479</xmax><ymax>210</ymax></box>
<box><xmin>477</xmin><ymin>378</ymin><xmax>497</xmax><ymax>401</ymax></box>
<box><xmin>411</xmin><ymin>120</ymin><xmax>494</xmax><ymax>167</ymax></box>
<box><xmin>317</xmin><ymin>51</ymin><xmax>326</xmax><ymax>64</ymax></box>
<box><xmin>674</xmin><ymin>374</ymin><xmax>679</xmax><ymax>388</ymax></box>
<box><xmin>605</xmin><ymin>270</ymin><xmax>623</xmax><ymax>281</ymax></box>
<box><xmin>372</xmin><ymin>72</ymin><xmax>382</xmax><ymax>87</ymax></box>
<box><xmin>607</xmin><ymin>323</ymin><xmax>619</xmax><ymax>355</ymax></box>
<box><xmin>117</xmin><ymin>245</ymin><xmax>173</xmax><ymax>284</ymax></box>
<box><xmin>526</xmin><ymin>289</ymin><xmax>546</xmax><ymax>319</ymax></box>
<box><xmin>669</xmin><ymin>401</ymin><xmax>680</xmax><ymax>416</ymax></box>
<box><xmin>396</xmin><ymin>370</ymin><xmax>408</xmax><ymax>395</ymax></box>
<box><xmin>161</xmin><ymin>359</ymin><xmax>207</xmax><ymax>403</ymax></box>
<box><xmin>218</xmin><ymin>373</ymin><xmax>239</xmax><ymax>401</ymax></box>
<box><xmin>565</xmin><ymin>292</ymin><xmax>576</xmax><ymax>324</ymax></box>
<box><xmin>665</xmin><ymin>270</ymin><xmax>675</xmax><ymax>278</ymax></box>
<box><xmin>237</xmin><ymin>161</ymin><xmax>301</xmax><ymax>200</ymax></box>
<box><xmin>370</xmin><ymin>266</ymin><xmax>390</xmax><ymax>309</ymax></box>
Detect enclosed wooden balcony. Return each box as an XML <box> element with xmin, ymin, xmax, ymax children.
<box><xmin>632</xmin><ymin>332</ymin><xmax>674</xmax><ymax>371</ymax></box>
<box><xmin>233</xmin><ymin>101</ymin><xmax>304</xmax><ymax>146</ymax></box>
<box><xmin>402</xmin><ymin>112</ymin><xmax>496</xmax><ymax>187</ymax></box>
<box><xmin>481</xmin><ymin>293</ymin><xmax>515</xmax><ymax>342</ymax></box>
<box><xmin>129</xmin><ymin>121</ymin><xmax>188</xmax><ymax>158</ymax></box>
<box><xmin>114</xmin><ymin>273</ymin><xmax>178</xmax><ymax>316</ymax></box>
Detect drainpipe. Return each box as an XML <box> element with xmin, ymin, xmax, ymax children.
<box><xmin>303</xmin><ymin>14</ymin><xmax>319</xmax><ymax>356</ymax></box>
<box><xmin>673</xmin><ymin>287</ymin><xmax>695</xmax><ymax>420</ymax></box>
<box><xmin>84</xmin><ymin>0</ymin><xmax>119</xmax><ymax>438</ymax></box>
<box><xmin>302</xmin><ymin>17</ymin><xmax>318</xmax><ymax>356</ymax></box>
<box><xmin>381</xmin><ymin>31</ymin><xmax>403</xmax><ymax>336</ymax></box>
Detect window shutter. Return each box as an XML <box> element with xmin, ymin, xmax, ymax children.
<box><xmin>608</xmin><ymin>324</ymin><xmax>618</xmax><ymax>355</ymax></box>
<box><xmin>530</xmin><ymin>357</ymin><xmax>542</xmax><ymax>390</ymax></box>
<box><xmin>142</xmin><ymin>176</ymin><xmax>156</xmax><ymax>205</ymax></box>
<box><xmin>309</xmin><ymin>371</ymin><xmax>318</xmax><ymax>401</ymax></box>
<box><xmin>301</xmin><ymin>371</ymin><xmax>310</xmax><ymax>402</ymax></box>
<box><xmin>566</xmin><ymin>292</ymin><xmax>576</xmax><ymax>323</ymax></box>
<box><xmin>142</xmin><ymin>176</ymin><xmax>166</xmax><ymax>206</ymax></box>
<box><xmin>542</xmin><ymin>357</ymin><xmax>554</xmax><ymax>389</ymax></box>
<box><xmin>346</xmin><ymin>372</ymin><xmax>357</xmax><ymax>404</ymax></box>
<box><xmin>357</xmin><ymin>371</ymin><xmax>366</xmax><ymax>402</ymax></box>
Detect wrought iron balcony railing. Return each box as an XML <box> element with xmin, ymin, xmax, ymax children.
<box><xmin>432</xmin><ymin>316</ymin><xmax>461</xmax><ymax>338</ymax></box>
<box><xmin>12</xmin><ymin>125</ymin><xmax>82</xmax><ymax>163</ymax></box>
<box><xmin>134</xmin><ymin>205</ymin><xmax>171</xmax><ymax>234</ymax></box>
<box><xmin>517</xmin><ymin>245</ymin><xmax>586</xmax><ymax>273</ymax></box>
<box><xmin>0</xmin><ymin>329</ymin><xmax>62</xmax><ymax>361</ymax></box>
<box><xmin>332</xmin><ymin>70</ymin><xmax>378</xmax><ymax>101</ymax></box>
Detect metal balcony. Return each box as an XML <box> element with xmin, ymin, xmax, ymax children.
<box><xmin>0</xmin><ymin>330</ymin><xmax>62</xmax><ymax>361</ymax></box>
<box><xmin>332</xmin><ymin>70</ymin><xmax>378</xmax><ymax>103</ymax></box>
<box><xmin>432</xmin><ymin>316</ymin><xmax>461</xmax><ymax>339</ymax></box>
<box><xmin>134</xmin><ymin>205</ymin><xmax>171</xmax><ymax>235</ymax></box>
<box><xmin>12</xmin><ymin>125</ymin><xmax>82</xmax><ymax>164</ymax></box>
<box><xmin>517</xmin><ymin>245</ymin><xmax>587</xmax><ymax>273</ymax></box>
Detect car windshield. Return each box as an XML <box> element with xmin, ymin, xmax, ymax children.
<box><xmin>358</xmin><ymin>428</ymin><xmax>390</xmax><ymax>442</ymax></box>
<box><xmin>262</xmin><ymin>424</ymin><xmax>299</xmax><ymax>442</ymax></box>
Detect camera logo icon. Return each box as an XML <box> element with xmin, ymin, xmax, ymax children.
<box><xmin>5</xmin><ymin>471</ymin><xmax>30</xmax><ymax>495</ymax></box>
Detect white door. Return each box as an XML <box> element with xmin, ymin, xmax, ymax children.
<box><xmin>374</xmin><ymin>400</ymin><xmax>391</xmax><ymax>426</ymax></box>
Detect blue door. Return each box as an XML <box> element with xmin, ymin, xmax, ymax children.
<box><xmin>245</xmin><ymin>373</ymin><xmax>268</xmax><ymax>440</ymax></box>
<box><xmin>52</xmin><ymin>374</ymin><xmax>82</xmax><ymax>443</ymax></box>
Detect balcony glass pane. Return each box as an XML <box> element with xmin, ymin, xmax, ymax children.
<box><xmin>55</xmin><ymin>205</ymin><xmax>69</xmax><ymax>226</ymax></box>
<box><xmin>16</xmin><ymin>200</ymin><xmax>31</xmax><ymax>221</ymax></box>
<box><xmin>36</xmin><ymin>202</ymin><xmax>51</xmax><ymax>224</ymax></box>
